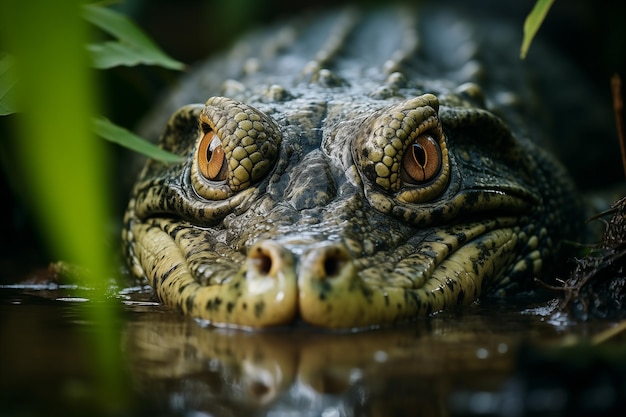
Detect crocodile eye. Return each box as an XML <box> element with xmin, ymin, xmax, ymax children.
<box><xmin>353</xmin><ymin>94</ymin><xmax>450</xmax><ymax>205</ymax></box>
<box><xmin>197</xmin><ymin>130</ymin><xmax>228</xmax><ymax>181</ymax></box>
<box><xmin>401</xmin><ymin>134</ymin><xmax>441</xmax><ymax>184</ymax></box>
<box><xmin>191</xmin><ymin>97</ymin><xmax>281</xmax><ymax>200</ymax></box>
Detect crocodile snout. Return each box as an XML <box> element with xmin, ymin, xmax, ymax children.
<box><xmin>244</xmin><ymin>240</ymin><xmax>358</xmax><ymax>328</ymax></box>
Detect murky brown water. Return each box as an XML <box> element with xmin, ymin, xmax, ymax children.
<box><xmin>1</xmin><ymin>284</ymin><xmax>624</xmax><ymax>417</ymax></box>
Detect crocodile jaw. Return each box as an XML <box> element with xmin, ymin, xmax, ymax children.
<box><xmin>128</xmin><ymin>215</ymin><xmax>530</xmax><ymax>329</ymax></box>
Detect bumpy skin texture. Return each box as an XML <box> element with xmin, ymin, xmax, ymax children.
<box><xmin>123</xmin><ymin>7</ymin><xmax>583</xmax><ymax>328</ymax></box>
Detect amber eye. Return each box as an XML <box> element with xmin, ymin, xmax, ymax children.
<box><xmin>197</xmin><ymin>130</ymin><xmax>228</xmax><ymax>181</ymax></box>
<box><xmin>401</xmin><ymin>134</ymin><xmax>442</xmax><ymax>184</ymax></box>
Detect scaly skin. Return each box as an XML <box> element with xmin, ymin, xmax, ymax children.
<box><xmin>123</xmin><ymin>7</ymin><xmax>583</xmax><ymax>328</ymax></box>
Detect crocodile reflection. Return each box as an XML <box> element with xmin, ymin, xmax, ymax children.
<box><xmin>123</xmin><ymin>309</ymin><xmax>527</xmax><ymax>415</ymax></box>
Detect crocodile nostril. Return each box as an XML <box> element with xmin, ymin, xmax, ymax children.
<box><xmin>247</xmin><ymin>240</ymin><xmax>298</xmax><ymax>279</ymax></box>
<box><xmin>248</xmin><ymin>240</ymin><xmax>352</xmax><ymax>282</ymax></box>
<box><xmin>250</xmin><ymin>246</ymin><xmax>273</xmax><ymax>275</ymax></box>
<box><xmin>301</xmin><ymin>243</ymin><xmax>352</xmax><ymax>280</ymax></box>
<box><xmin>323</xmin><ymin>249</ymin><xmax>350</xmax><ymax>278</ymax></box>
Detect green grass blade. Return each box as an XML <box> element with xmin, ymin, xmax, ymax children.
<box><xmin>0</xmin><ymin>53</ymin><xmax>18</xmax><ymax>115</ymax></box>
<box><xmin>520</xmin><ymin>0</ymin><xmax>555</xmax><ymax>59</ymax></box>
<box><xmin>0</xmin><ymin>0</ymin><xmax>128</xmax><ymax>410</ymax></box>
<box><xmin>83</xmin><ymin>4</ymin><xmax>185</xmax><ymax>70</ymax></box>
<box><xmin>93</xmin><ymin>116</ymin><xmax>183</xmax><ymax>163</ymax></box>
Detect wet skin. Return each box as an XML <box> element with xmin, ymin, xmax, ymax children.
<box><xmin>123</xmin><ymin>7</ymin><xmax>583</xmax><ymax>328</ymax></box>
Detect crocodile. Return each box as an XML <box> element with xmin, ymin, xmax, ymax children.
<box><xmin>122</xmin><ymin>6</ymin><xmax>586</xmax><ymax>329</ymax></box>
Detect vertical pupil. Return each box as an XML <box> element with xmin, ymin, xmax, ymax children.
<box><xmin>412</xmin><ymin>143</ymin><xmax>426</xmax><ymax>167</ymax></box>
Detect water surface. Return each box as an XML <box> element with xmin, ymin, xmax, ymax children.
<box><xmin>0</xmin><ymin>284</ymin><xmax>622</xmax><ymax>417</ymax></box>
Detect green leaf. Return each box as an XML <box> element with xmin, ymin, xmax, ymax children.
<box><xmin>520</xmin><ymin>0</ymin><xmax>555</xmax><ymax>59</ymax></box>
<box><xmin>92</xmin><ymin>116</ymin><xmax>184</xmax><ymax>163</ymax></box>
<box><xmin>0</xmin><ymin>0</ymin><xmax>129</xmax><ymax>408</ymax></box>
<box><xmin>0</xmin><ymin>53</ymin><xmax>18</xmax><ymax>115</ymax></box>
<box><xmin>83</xmin><ymin>4</ymin><xmax>185</xmax><ymax>70</ymax></box>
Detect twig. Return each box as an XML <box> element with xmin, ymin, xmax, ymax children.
<box><xmin>611</xmin><ymin>74</ymin><xmax>626</xmax><ymax>179</ymax></box>
<box><xmin>591</xmin><ymin>320</ymin><xmax>626</xmax><ymax>345</ymax></box>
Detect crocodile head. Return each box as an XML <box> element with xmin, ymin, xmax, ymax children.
<box><xmin>123</xmin><ymin>8</ymin><xmax>583</xmax><ymax>329</ymax></box>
